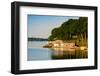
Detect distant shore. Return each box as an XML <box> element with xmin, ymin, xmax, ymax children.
<box><xmin>28</xmin><ymin>37</ymin><xmax>48</xmax><ymax>41</ymax></box>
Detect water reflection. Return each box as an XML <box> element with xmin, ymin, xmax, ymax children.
<box><xmin>28</xmin><ymin>41</ymin><xmax>88</xmax><ymax>61</ymax></box>
<box><xmin>50</xmin><ymin>48</ymin><xmax>88</xmax><ymax>59</ymax></box>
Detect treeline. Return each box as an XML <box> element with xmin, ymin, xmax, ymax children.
<box><xmin>28</xmin><ymin>38</ymin><xmax>48</xmax><ymax>41</ymax></box>
<box><xmin>48</xmin><ymin>17</ymin><xmax>88</xmax><ymax>46</ymax></box>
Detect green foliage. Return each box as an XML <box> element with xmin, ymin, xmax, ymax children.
<box><xmin>48</xmin><ymin>17</ymin><xmax>88</xmax><ymax>46</ymax></box>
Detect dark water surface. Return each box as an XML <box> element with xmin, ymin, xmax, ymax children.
<box><xmin>28</xmin><ymin>41</ymin><xmax>88</xmax><ymax>61</ymax></box>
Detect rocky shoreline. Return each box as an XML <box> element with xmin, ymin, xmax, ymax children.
<box><xmin>43</xmin><ymin>40</ymin><xmax>87</xmax><ymax>51</ymax></box>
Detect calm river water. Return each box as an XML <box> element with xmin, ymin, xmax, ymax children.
<box><xmin>28</xmin><ymin>41</ymin><xmax>87</xmax><ymax>61</ymax></box>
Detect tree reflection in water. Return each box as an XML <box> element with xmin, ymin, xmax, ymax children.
<box><xmin>50</xmin><ymin>48</ymin><xmax>88</xmax><ymax>59</ymax></box>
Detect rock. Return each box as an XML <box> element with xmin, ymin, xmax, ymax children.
<box><xmin>43</xmin><ymin>43</ymin><xmax>53</xmax><ymax>48</ymax></box>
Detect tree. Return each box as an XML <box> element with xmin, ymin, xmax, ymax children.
<box><xmin>48</xmin><ymin>17</ymin><xmax>88</xmax><ymax>46</ymax></box>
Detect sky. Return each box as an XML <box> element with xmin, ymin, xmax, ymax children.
<box><xmin>28</xmin><ymin>15</ymin><xmax>79</xmax><ymax>38</ymax></box>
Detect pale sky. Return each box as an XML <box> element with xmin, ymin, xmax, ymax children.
<box><xmin>28</xmin><ymin>15</ymin><xmax>79</xmax><ymax>38</ymax></box>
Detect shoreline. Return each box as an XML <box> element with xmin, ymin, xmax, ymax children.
<box><xmin>43</xmin><ymin>40</ymin><xmax>87</xmax><ymax>51</ymax></box>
